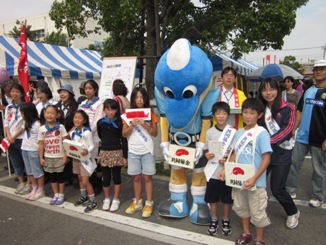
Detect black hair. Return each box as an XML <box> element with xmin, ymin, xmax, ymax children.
<box><xmin>41</xmin><ymin>104</ymin><xmax>64</xmax><ymax>125</ymax></box>
<box><xmin>221</xmin><ymin>66</ymin><xmax>237</xmax><ymax>77</ymax></box>
<box><xmin>11</xmin><ymin>83</ymin><xmax>26</xmax><ymax>102</ymax></box>
<box><xmin>20</xmin><ymin>102</ymin><xmax>39</xmax><ymax>132</ymax></box>
<box><xmin>212</xmin><ymin>101</ymin><xmax>230</xmax><ymax>115</ymax></box>
<box><xmin>74</xmin><ymin>110</ymin><xmax>90</xmax><ymax>128</ymax></box>
<box><xmin>83</xmin><ymin>79</ymin><xmax>99</xmax><ymax>96</ymax></box>
<box><xmin>258</xmin><ymin>77</ymin><xmax>281</xmax><ymax>117</ymax></box>
<box><xmin>37</xmin><ymin>85</ymin><xmax>53</xmax><ymax>100</ymax></box>
<box><xmin>130</xmin><ymin>86</ymin><xmax>150</xmax><ymax>109</ymax></box>
<box><xmin>103</xmin><ymin>99</ymin><xmax>121</xmax><ymax>117</ymax></box>
<box><xmin>242</xmin><ymin>98</ymin><xmax>264</xmax><ymax>115</ymax></box>
<box><xmin>112</xmin><ymin>79</ymin><xmax>128</xmax><ymax>97</ymax></box>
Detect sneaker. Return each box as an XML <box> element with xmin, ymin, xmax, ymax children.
<box><xmin>102</xmin><ymin>199</ymin><xmax>111</xmax><ymax>211</ymax></box>
<box><xmin>289</xmin><ymin>192</ymin><xmax>297</xmax><ymax>199</ymax></box>
<box><xmin>55</xmin><ymin>197</ymin><xmax>65</xmax><ymax>205</ymax></box>
<box><xmin>29</xmin><ymin>190</ymin><xmax>45</xmax><ymax>201</ymax></box>
<box><xmin>74</xmin><ymin>196</ymin><xmax>89</xmax><ymax>206</ymax></box>
<box><xmin>110</xmin><ymin>199</ymin><xmax>120</xmax><ymax>212</ymax></box>
<box><xmin>25</xmin><ymin>188</ymin><xmax>37</xmax><ymax>200</ymax></box>
<box><xmin>125</xmin><ymin>198</ymin><xmax>143</xmax><ymax>214</ymax></box>
<box><xmin>309</xmin><ymin>198</ymin><xmax>323</xmax><ymax>208</ymax></box>
<box><xmin>286</xmin><ymin>210</ymin><xmax>300</xmax><ymax>229</ymax></box>
<box><xmin>19</xmin><ymin>184</ymin><xmax>32</xmax><ymax>195</ymax></box>
<box><xmin>235</xmin><ymin>232</ymin><xmax>252</xmax><ymax>245</ymax></box>
<box><xmin>254</xmin><ymin>240</ymin><xmax>265</xmax><ymax>245</ymax></box>
<box><xmin>142</xmin><ymin>200</ymin><xmax>153</xmax><ymax>218</ymax></box>
<box><xmin>207</xmin><ymin>219</ymin><xmax>218</xmax><ymax>236</ymax></box>
<box><xmin>49</xmin><ymin>196</ymin><xmax>58</xmax><ymax>205</ymax></box>
<box><xmin>15</xmin><ymin>183</ymin><xmax>25</xmax><ymax>194</ymax></box>
<box><xmin>84</xmin><ymin>201</ymin><xmax>97</xmax><ymax>213</ymax></box>
<box><xmin>221</xmin><ymin>218</ymin><xmax>232</xmax><ymax>236</ymax></box>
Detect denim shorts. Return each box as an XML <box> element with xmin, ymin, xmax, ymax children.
<box><xmin>22</xmin><ymin>150</ymin><xmax>44</xmax><ymax>178</ymax></box>
<box><xmin>8</xmin><ymin>139</ymin><xmax>25</xmax><ymax>176</ymax></box>
<box><xmin>127</xmin><ymin>152</ymin><xmax>156</xmax><ymax>176</ymax></box>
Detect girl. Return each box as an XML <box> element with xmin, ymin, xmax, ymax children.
<box><xmin>38</xmin><ymin>105</ymin><xmax>68</xmax><ymax>205</ymax></box>
<box><xmin>112</xmin><ymin>79</ymin><xmax>130</xmax><ymax>114</ymax></box>
<box><xmin>71</xmin><ymin>110</ymin><xmax>97</xmax><ymax>213</ymax></box>
<box><xmin>258</xmin><ymin>78</ymin><xmax>300</xmax><ymax>229</ymax></box>
<box><xmin>78</xmin><ymin>80</ymin><xmax>104</xmax><ymax>194</ymax></box>
<box><xmin>20</xmin><ymin>102</ymin><xmax>45</xmax><ymax>200</ymax></box>
<box><xmin>122</xmin><ymin>87</ymin><xmax>158</xmax><ymax>218</ymax></box>
<box><xmin>4</xmin><ymin>84</ymin><xmax>28</xmax><ymax>194</ymax></box>
<box><xmin>281</xmin><ymin>76</ymin><xmax>301</xmax><ymax>108</ymax></box>
<box><xmin>36</xmin><ymin>85</ymin><xmax>57</xmax><ymax>124</ymax></box>
<box><xmin>97</xmin><ymin>99</ymin><xmax>128</xmax><ymax>212</ymax></box>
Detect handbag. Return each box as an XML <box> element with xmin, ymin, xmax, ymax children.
<box><xmin>225</xmin><ymin>126</ymin><xmax>259</xmax><ymax>191</ymax></box>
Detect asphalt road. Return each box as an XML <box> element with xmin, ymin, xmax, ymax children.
<box><xmin>0</xmin><ymin>155</ymin><xmax>325</xmax><ymax>245</ymax></box>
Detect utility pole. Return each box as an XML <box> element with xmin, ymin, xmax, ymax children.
<box><xmin>323</xmin><ymin>43</ymin><xmax>326</xmax><ymax>59</ymax></box>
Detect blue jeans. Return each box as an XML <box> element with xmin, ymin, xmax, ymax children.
<box><xmin>8</xmin><ymin>139</ymin><xmax>25</xmax><ymax>176</ymax></box>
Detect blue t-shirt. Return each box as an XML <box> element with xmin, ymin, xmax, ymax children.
<box><xmin>231</xmin><ymin>127</ymin><xmax>272</xmax><ymax>188</ymax></box>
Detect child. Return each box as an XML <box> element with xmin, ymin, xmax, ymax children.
<box><xmin>36</xmin><ymin>85</ymin><xmax>57</xmax><ymax>124</ymax></box>
<box><xmin>122</xmin><ymin>87</ymin><xmax>158</xmax><ymax>218</ymax></box>
<box><xmin>204</xmin><ymin>102</ymin><xmax>236</xmax><ymax>236</ymax></box>
<box><xmin>97</xmin><ymin>99</ymin><xmax>128</xmax><ymax>212</ymax></box>
<box><xmin>20</xmin><ymin>102</ymin><xmax>45</xmax><ymax>200</ymax></box>
<box><xmin>79</xmin><ymin>79</ymin><xmax>104</xmax><ymax>194</ymax></box>
<box><xmin>38</xmin><ymin>105</ymin><xmax>68</xmax><ymax>205</ymax></box>
<box><xmin>4</xmin><ymin>84</ymin><xmax>28</xmax><ymax>194</ymax></box>
<box><xmin>71</xmin><ymin>110</ymin><xmax>97</xmax><ymax>212</ymax></box>
<box><xmin>220</xmin><ymin>98</ymin><xmax>272</xmax><ymax>245</ymax></box>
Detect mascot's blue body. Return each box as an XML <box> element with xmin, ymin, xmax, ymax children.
<box><xmin>154</xmin><ymin>38</ymin><xmax>213</xmax><ymax>224</ymax></box>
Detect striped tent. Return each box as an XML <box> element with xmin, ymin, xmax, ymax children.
<box><xmin>0</xmin><ymin>35</ymin><xmax>102</xmax><ymax>80</ymax></box>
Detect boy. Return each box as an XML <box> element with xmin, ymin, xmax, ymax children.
<box><xmin>204</xmin><ymin>102</ymin><xmax>236</xmax><ymax>236</ymax></box>
<box><xmin>220</xmin><ymin>98</ymin><xmax>272</xmax><ymax>245</ymax></box>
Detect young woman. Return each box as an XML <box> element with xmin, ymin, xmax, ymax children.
<box><xmin>122</xmin><ymin>87</ymin><xmax>158</xmax><ymax>218</ymax></box>
<box><xmin>282</xmin><ymin>76</ymin><xmax>301</xmax><ymax>108</ymax></box>
<box><xmin>258</xmin><ymin>78</ymin><xmax>300</xmax><ymax>229</ymax></box>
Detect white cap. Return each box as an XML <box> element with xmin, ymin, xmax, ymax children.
<box><xmin>313</xmin><ymin>60</ymin><xmax>326</xmax><ymax>68</ymax></box>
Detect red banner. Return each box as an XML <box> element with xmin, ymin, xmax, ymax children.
<box><xmin>266</xmin><ymin>55</ymin><xmax>271</xmax><ymax>65</ymax></box>
<box><xmin>18</xmin><ymin>23</ymin><xmax>29</xmax><ymax>102</ymax></box>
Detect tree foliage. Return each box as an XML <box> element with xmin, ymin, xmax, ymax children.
<box><xmin>43</xmin><ymin>31</ymin><xmax>69</xmax><ymax>46</ymax></box>
<box><xmin>282</xmin><ymin>55</ymin><xmax>301</xmax><ymax>72</ymax></box>
<box><xmin>9</xmin><ymin>20</ymin><xmax>38</xmax><ymax>41</ymax></box>
<box><xmin>49</xmin><ymin>0</ymin><xmax>308</xmax><ymax>97</ymax></box>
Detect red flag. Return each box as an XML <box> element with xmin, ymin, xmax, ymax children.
<box><xmin>266</xmin><ymin>55</ymin><xmax>271</xmax><ymax>65</ymax></box>
<box><xmin>18</xmin><ymin>22</ymin><xmax>30</xmax><ymax>102</ymax></box>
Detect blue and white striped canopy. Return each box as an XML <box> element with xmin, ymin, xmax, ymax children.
<box><xmin>0</xmin><ymin>35</ymin><xmax>102</xmax><ymax>79</ymax></box>
<box><xmin>210</xmin><ymin>50</ymin><xmax>260</xmax><ymax>76</ymax></box>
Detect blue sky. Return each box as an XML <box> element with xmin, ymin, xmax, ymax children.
<box><xmin>1</xmin><ymin>0</ymin><xmax>325</xmax><ymax>65</ymax></box>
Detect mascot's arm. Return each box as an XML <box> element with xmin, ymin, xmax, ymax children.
<box><xmin>160</xmin><ymin>116</ymin><xmax>171</xmax><ymax>161</ymax></box>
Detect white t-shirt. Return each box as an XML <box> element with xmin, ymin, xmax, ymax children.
<box><xmin>21</xmin><ymin>121</ymin><xmax>41</xmax><ymax>151</ymax></box>
<box><xmin>38</xmin><ymin>124</ymin><xmax>68</xmax><ymax>158</ymax></box>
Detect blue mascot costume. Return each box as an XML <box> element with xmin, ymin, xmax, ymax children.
<box><xmin>154</xmin><ymin>38</ymin><xmax>213</xmax><ymax>224</ymax></box>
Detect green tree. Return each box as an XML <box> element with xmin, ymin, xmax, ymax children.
<box><xmin>282</xmin><ymin>55</ymin><xmax>301</xmax><ymax>72</ymax></box>
<box><xmin>9</xmin><ymin>20</ymin><xmax>38</xmax><ymax>41</ymax></box>
<box><xmin>49</xmin><ymin>0</ymin><xmax>308</xmax><ymax>97</ymax></box>
<box><xmin>86</xmin><ymin>43</ymin><xmax>103</xmax><ymax>52</ymax></box>
<box><xmin>43</xmin><ymin>31</ymin><xmax>70</xmax><ymax>46</ymax></box>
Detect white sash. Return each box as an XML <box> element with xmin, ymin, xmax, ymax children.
<box><xmin>219</xmin><ymin>124</ymin><xmax>237</xmax><ymax>157</ymax></box>
<box><xmin>133</xmin><ymin>125</ymin><xmax>154</xmax><ymax>155</ymax></box>
<box><xmin>265</xmin><ymin>107</ymin><xmax>293</xmax><ymax>150</ymax></box>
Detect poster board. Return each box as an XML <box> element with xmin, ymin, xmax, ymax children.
<box><xmin>168</xmin><ymin>144</ymin><xmax>196</xmax><ymax>169</ymax></box>
<box><xmin>99</xmin><ymin>56</ymin><xmax>137</xmax><ymax>101</ymax></box>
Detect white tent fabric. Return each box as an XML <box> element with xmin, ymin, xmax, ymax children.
<box><xmin>0</xmin><ymin>35</ymin><xmax>102</xmax><ymax>80</ymax></box>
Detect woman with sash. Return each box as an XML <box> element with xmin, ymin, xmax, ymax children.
<box><xmin>258</xmin><ymin>78</ymin><xmax>300</xmax><ymax>229</ymax></box>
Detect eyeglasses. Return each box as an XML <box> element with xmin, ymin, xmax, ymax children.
<box><xmin>262</xmin><ymin>88</ymin><xmax>277</xmax><ymax>93</ymax></box>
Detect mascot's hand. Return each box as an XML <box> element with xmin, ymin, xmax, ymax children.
<box><xmin>160</xmin><ymin>142</ymin><xmax>170</xmax><ymax>162</ymax></box>
<box><xmin>194</xmin><ymin>142</ymin><xmax>205</xmax><ymax>165</ymax></box>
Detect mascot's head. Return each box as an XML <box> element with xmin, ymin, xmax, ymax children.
<box><xmin>154</xmin><ymin>38</ymin><xmax>213</xmax><ymax>128</ymax></box>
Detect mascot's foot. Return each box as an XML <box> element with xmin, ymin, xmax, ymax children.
<box><xmin>158</xmin><ymin>192</ymin><xmax>189</xmax><ymax>218</ymax></box>
<box><xmin>189</xmin><ymin>201</ymin><xmax>211</xmax><ymax>225</ymax></box>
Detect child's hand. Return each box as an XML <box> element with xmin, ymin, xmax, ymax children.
<box><xmin>138</xmin><ymin>118</ymin><xmax>145</xmax><ymax>126</ymax></box>
<box><xmin>63</xmin><ymin>155</ymin><xmax>68</xmax><ymax>164</ymax></box>
<box><xmin>218</xmin><ymin>158</ymin><xmax>226</xmax><ymax>164</ymax></box>
<box><xmin>204</xmin><ymin>152</ymin><xmax>214</xmax><ymax>160</ymax></box>
<box><xmin>80</xmin><ymin>149</ymin><xmax>88</xmax><ymax>156</ymax></box>
<box><xmin>40</xmin><ymin>159</ymin><xmax>46</xmax><ymax>166</ymax></box>
<box><xmin>243</xmin><ymin>177</ymin><xmax>256</xmax><ymax>190</ymax></box>
<box><xmin>217</xmin><ymin>169</ymin><xmax>225</xmax><ymax>181</ymax></box>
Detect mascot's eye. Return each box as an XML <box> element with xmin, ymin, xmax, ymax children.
<box><xmin>182</xmin><ymin>85</ymin><xmax>197</xmax><ymax>98</ymax></box>
<box><xmin>163</xmin><ymin>87</ymin><xmax>175</xmax><ymax>98</ymax></box>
